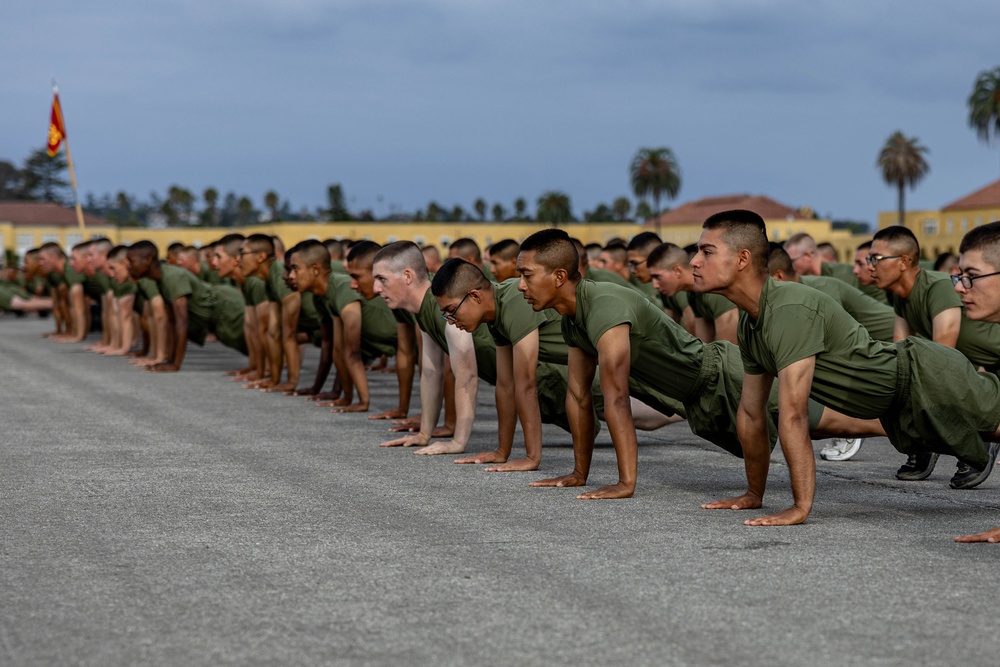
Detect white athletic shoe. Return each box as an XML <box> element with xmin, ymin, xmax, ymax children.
<box><xmin>820</xmin><ymin>438</ymin><xmax>864</xmax><ymax>461</ymax></box>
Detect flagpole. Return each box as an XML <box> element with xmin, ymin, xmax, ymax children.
<box><xmin>52</xmin><ymin>84</ymin><xmax>86</xmax><ymax>234</ymax></box>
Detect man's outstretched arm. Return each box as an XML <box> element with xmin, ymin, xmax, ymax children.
<box><xmin>581</xmin><ymin>324</ymin><xmax>636</xmax><ymax>499</ymax></box>
<box><xmin>152</xmin><ymin>296</ymin><xmax>189</xmax><ymax>372</ymax></box>
<box><xmin>379</xmin><ymin>330</ymin><xmax>444</xmax><ymax>448</ymax></box>
<box><xmin>531</xmin><ymin>345</ymin><xmax>597</xmax><ymax>490</ymax></box>
<box><xmin>413</xmin><ymin>324</ymin><xmax>478</xmax><ymax>455</ymax></box>
<box><xmin>703</xmin><ymin>371</ymin><xmax>773</xmax><ymax>513</ymax></box>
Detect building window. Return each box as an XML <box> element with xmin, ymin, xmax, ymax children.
<box><xmin>923</xmin><ymin>219</ymin><xmax>938</xmax><ymax>236</ymax></box>
<box><xmin>962</xmin><ymin>219</ymin><xmax>969</xmax><ymax>233</ymax></box>
<box><xmin>16</xmin><ymin>233</ymin><xmax>35</xmax><ymax>255</ymax></box>
<box><xmin>977</xmin><ymin>217</ymin><xmax>983</xmax><ymax>227</ymax></box>
<box><xmin>414</xmin><ymin>237</ymin><xmax>425</xmax><ymax>246</ymax></box>
<box><xmin>65</xmin><ymin>234</ymin><xmax>83</xmax><ymax>247</ymax></box>
<box><xmin>946</xmin><ymin>219</ymin><xmax>954</xmax><ymax>235</ymax></box>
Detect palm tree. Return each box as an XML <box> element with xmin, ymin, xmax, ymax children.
<box><xmin>630</xmin><ymin>147</ymin><xmax>681</xmax><ymax>236</ymax></box>
<box><xmin>473</xmin><ymin>198</ymin><xmax>487</xmax><ymax>221</ymax></box>
<box><xmin>969</xmin><ymin>67</ymin><xmax>1000</xmax><ymax>182</ymax></box>
<box><xmin>513</xmin><ymin>197</ymin><xmax>527</xmax><ymax>221</ymax></box>
<box><xmin>612</xmin><ymin>196</ymin><xmax>632</xmax><ymax>221</ymax></box>
<box><xmin>202</xmin><ymin>187</ymin><xmax>218</xmax><ymax>226</ymax></box>
<box><xmin>491</xmin><ymin>203</ymin><xmax>506</xmax><ymax>222</ymax></box>
<box><xmin>635</xmin><ymin>201</ymin><xmax>653</xmax><ymax>221</ymax></box>
<box><xmin>264</xmin><ymin>190</ymin><xmax>280</xmax><ymax>222</ymax></box>
<box><xmin>536</xmin><ymin>191</ymin><xmax>572</xmax><ymax>226</ymax></box>
<box><xmin>237</xmin><ymin>196</ymin><xmax>255</xmax><ymax>225</ymax></box>
<box><xmin>115</xmin><ymin>191</ymin><xmax>133</xmax><ymax>226</ymax></box>
<box><xmin>426</xmin><ymin>201</ymin><xmax>442</xmax><ymax>222</ymax></box>
<box><xmin>877</xmin><ymin>131</ymin><xmax>930</xmax><ymax>227</ymax></box>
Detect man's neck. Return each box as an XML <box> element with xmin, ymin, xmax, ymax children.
<box><xmin>255</xmin><ymin>258</ymin><xmax>274</xmax><ymax>280</ymax></box>
<box><xmin>310</xmin><ymin>271</ymin><xmax>331</xmax><ymax>297</ymax></box>
<box><xmin>552</xmin><ymin>280</ymin><xmax>579</xmax><ymax>317</ymax></box>
<box><xmin>403</xmin><ymin>281</ymin><xmax>430</xmax><ymax>313</ymax></box>
<box><xmin>719</xmin><ymin>273</ymin><xmax>766</xmax><ymax>320</ymax></box>
<box><xmin>886</xmin><ymin>267</ymin><xmax>919</xmax><ymax>299</ymax></box>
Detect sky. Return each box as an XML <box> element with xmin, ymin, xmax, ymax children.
<box><xmin>4</xmin><ymin>0</ymin><xmax>1000</xmax><ymax>226</ymax></box>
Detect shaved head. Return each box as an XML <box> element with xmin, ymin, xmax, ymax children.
<box><xmin>646</xmin><ymin>242</ymin><xmax>689</xmax><ymax>270</ymax></box>
<box><xmin>431</xmin><ymin>258</ymin><xmax>490</xmax><ymax>299</ymax></box>
<box><xmin>519</xmin><ymin>228</ymin><xmax>581</xmax><ymax>280</ymax></box>
<box><xmin>872</xmin><ymin>225</ymin><xmax>920</xmax><ymax>261</ymax></box>
<box><xmin>373</xmin><ymin>241</ymin><xmax>429</xmax><ymax>280</ymax></box>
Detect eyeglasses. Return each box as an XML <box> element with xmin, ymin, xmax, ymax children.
<box><xmin>440</xmin><ymin>288</ymin><xmax>479</xmax><ymax>322</ymax></box>
<box><xmin>627</xmin><ymin>258</ymin><xmax>648</xmax><ymax>271</ymax></box>
<box><xmin>951</xmin><ymin>271</ymin><xmax>1000</xmax><ymax>289</ymax></box>
<box><xmin>865</xmin><ymin>254</ymin><xmax>902</xmax><ymax>268</ymax></box>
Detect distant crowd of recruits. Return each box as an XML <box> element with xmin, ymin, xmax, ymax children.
<box><xmin>5</xmin><ymin>210</ymin><xmax>1000</xmax><ymax>544</ymax></box>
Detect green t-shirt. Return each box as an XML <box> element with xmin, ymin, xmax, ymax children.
<box><xmin>111</xmin><ymin>277</ymin><xmax>138</xmax><ymax>298</ymax></box>
<box><xmin>265</xmin><ymin>260</ymin><xmax>292</xmax><ymax>303</ymax></box>
<box><xmin>660</xmin><ymin>290</ymin><xmax>689</xmax><ymax>318</ymax></box>
<box><xmin>200</xmin><ymin>260</ymin><xmax>222</xmax><ymax>285</ymax></box>
<box><xmin>47</xmin><ymin>264</ymin><xmax>85</xmax><ymax>289</ymax></box>
<box><xmin>415</xmin><ymin>286</ymin><xmax>498</xmax><ymax>385</ymax></box>
<box><xmin>82</xmin><ymin>271</ymin><xmax>113</xmax><ymax>300</ymax></box>
<box><xmin>488</xmin><ymin>279</ymin><xmax>568</xmax><ymax>364</ymax></box>
<box><xmin>561</xmin><ymin>280</ymin><xmax>704</xmax><ymax>400</ymax></box>
<box><xmin>585</xmin><ymin>267</ymin><xmax>633</xmax><ymax>290</ymax></box>
<box><xmin>800</xmin><ymin>275</ymin><xmax>894</xmax><ymax>342</ymax></box>
<box><xmin>821</xmin><ymin>261</ymin><xmax>887</xmax><ymax>304</ymax></box>
<box><xmin>242</xmin><ymin>276</ymin><xmax>268</xmax><ymax>307</ymax></box>
<box><xmin>137</xmin><ymin>277</ymin><xmax>160</xmax><ymax>301</ymax></box>
<box><xmin>0</xmin><ymin>282</ymin><xmax>30</xmax><ymax>310</ymax></box>
<box><xmin>315</xmin><ymin>273</ymin><xmax>352</xmax><ymax>320</ymax></box>
<box><xmin>888</xmin><ymin>269</ymin><xmax>1000</xmax><ymax>372</ymax></box>
<box><xmin>688</xmin><ymin>291</ymin><xmax>736</xmax><ymax>323</ymax></box>
<box><xmin>298</xmin><ymin>291</ymin><xmax>323</xmax><ymax>337</ymax></box>
<box><xmin>330</xmin><ymin>260</ymin><xmax>348</xmax><ymax>275</ymax></box>
<box><xmin>739</xmin><ymin>278</ymin><xmax>897</xmax><ymax>419</ymax></box>
<box><xmin>156</xmin><ymin>264</ymin><xmax>216</xmax><ymax>339</ymax></box>
<box><xmin>329</xmin><ymin>273</ymin><xmax>398</xmax><ymax>357</ymax></box>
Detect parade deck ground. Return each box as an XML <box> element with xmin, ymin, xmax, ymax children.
<box><xmin>2</xmin><ymin>317</ymin><xmax>998</xmax><ymax>666</ymax></box>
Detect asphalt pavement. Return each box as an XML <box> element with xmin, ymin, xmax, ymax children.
<box><xmin>1</xmin><ymin>316</ymin><xmax>999</xmax><ymax>666</ymax></box>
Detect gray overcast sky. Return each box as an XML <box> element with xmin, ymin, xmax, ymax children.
<box><xmin>4</xmin><ymin>0</ymin><xmax>1000</xmax><ymax>225</ymax></box>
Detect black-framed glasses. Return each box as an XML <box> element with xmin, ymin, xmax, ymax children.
<box><xmin>440</xmin><ymin>288</ymin><xmax>479</xmax><ymax>322</ymax></box>
<box><xmin>866</xmin><ymin>254</ymin><xmax>902</xmax><ymax>268</ymax></box>
<box><xmin>951</xmin><ymin>271</ymin><xmax>1000</xmax><ymax>289</ymax></box>
<box><xmin>627</xmin><ymin>258</ymin><xmax>647</xmax><ymax>271</ymax></box>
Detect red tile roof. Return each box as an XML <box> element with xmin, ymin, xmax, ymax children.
<box><xmin>649</xmin><ymin>194</ymin><xmax>810</xmax><ymax>226</ymax></box>
<box><xmin>0</xmin><ymin>201</ymin><xmax>111</xmax><ymax>227</ymax></box>
<box><xmin>941</xmin><ymin>179</ymin><xmax>1000</xmax><ymax>211</ymax></box>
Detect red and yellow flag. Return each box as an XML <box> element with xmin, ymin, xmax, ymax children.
<box><xmin>47</xmin><ymin>91</ymin><xmax>67</xmax><ymax>157</ymax></box>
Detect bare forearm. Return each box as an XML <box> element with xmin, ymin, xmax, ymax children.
<box><xmin>514</xmin><ymin>381</ymin><xmax>543</xmax><ymax>463</ymax></box>
<box><xmin>395</xmin><ymin>348</ymin><xmax>415</xmax><ymax>413</ymax></box>
<box><xmin>494</xmin><ymin>382</ymin><xmax>517</xmax><ymax>459</ymax></box>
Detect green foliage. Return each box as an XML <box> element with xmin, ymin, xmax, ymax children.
<box><xmin>968</xmin><ymin>67</ymin><xmax>1000</xmax><ymax>145</ymax></box>
<box><xmin>612</xmin><ymin>196</ymin><xmax>632</xmax><ymax>221</ymax></box>
<box><xmin>21</xmin><ymin>148</ymin><xmax>70</xmax><ymax>203</ymax></box>
<box><xmin>536</xmin><ymin>191</ymin><xmax>573</xmax><ymax>226</ymax></box>
<box><xmin>877</xmin><ymin>131</ymin><xmax>929</xmax><ymax>227</ymax></box>
<box><xmin>491</xmin><ymin>203</ymin><xmax>506</xmax><ymax>222</ymax></box>
<box><xmin>326</xmin><ymin>184</ymin><xmax>350</xmax><ymax>221</ymax></box>
<box><xmin>630</xmin><ymin>147</ymin><xmax>681</xmax><ymax>233</ymax></box>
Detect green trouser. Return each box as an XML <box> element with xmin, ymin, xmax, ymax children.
<box><xmin>881</xmin><ymin>338</ymin><xmax>1000</xmax><ymax>469</ymax></box>
<box><xmin>684</xmin><ymin>340</ymin><xmax>777</xmax><ymax>459</ymax></box>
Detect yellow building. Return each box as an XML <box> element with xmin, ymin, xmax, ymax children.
<box><xmin>0</xmin><ymin>200</ymin><xmax>648</xmax><ymax>260</ymax></box>
<box><xmin>0</xmin><ymin>202</ymin><xmax>116</xmax><ymax>262</ymax></box>
<box><xmin>876</xmin><ymin>179</ymin><xmax>1000</xmax><ymax>259</ymax></box>
<box><xmin>649</xmin><ymin>194</ymin><xmax>866</xmax><ymax>262</ymax></box>
<box><xmin>3</xmin><ymin>194</ymin><xmax>874</xmax><ymax>264</ymax></box>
